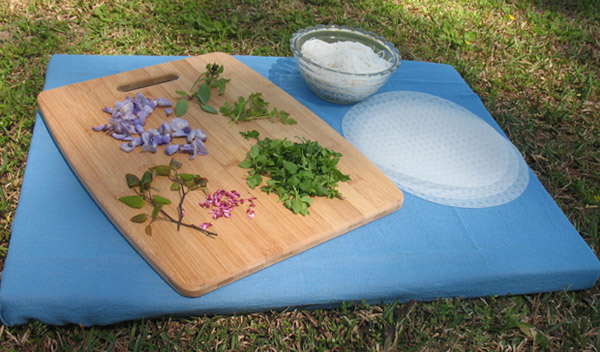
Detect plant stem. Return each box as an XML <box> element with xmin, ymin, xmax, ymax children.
<box><xmin>134</xmin><ymin>188</ymin><xmax>217</xmax><ymax>238</ymax></box>
<box><xmin>159</xmin><ymin>208</ymin><xmax>218</xmax><ymax>238</ymax></box>
<box><xmin>176</xmin><ymin>187</ymin><xmax>186</xmax><ymax>231</ymax></box>
<box><xmin>189</xmin><ymin>67</ymin><xmax>218</xmax><ymax>96</ymax></box>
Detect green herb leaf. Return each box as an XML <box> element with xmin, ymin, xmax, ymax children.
<box><xmin>212</xmin><ymin>78</ymin><xmax>229</xmax><ymax>95</ymax></box>
<box><xmin>299</xmin><ymin>179</ymin><xmax>313</xmax><ymax>192</ymax></box>
<box><xmin>315</xmin><ymin>184</ymin><xmax>328</xmax><ymax>196</ymax></box>
<box><xmin>291</xmin><ymin>197</ymin><xmax>302</xmax><ymax>214</ymax></box>
<box><xmin>170</xmin><ymin>182</ymin><xmax>180</xmax><ymax>191</ymax></box>
<box><xmin>249</xmin><ymin>145</ymin><xmax>260</xmax><ymax>159</ymax></box>
<box><xmin>197</xmin><ymin>83</ymin><xmax>211</xmax><ymax>104</ymax></box>
<box><xmin>287</xmin><ymin>175</ymin><xmax>300</xmax><ymax>186</ymax></box>
<box><xmin>179</xmin><ymin>173</ymin><xmax>194</xmax><ymax>181</ymax></box>
<box><xmin>125</xmin><ymin>173</ymin><xmax>140</xmax><ymax>188</ymax></box>
<box><xmin>238</xmin><ymin>158</ymin><xmax>252</xmax><ymax>168</ymax></box>
<box><xmin>175</xmin><ymin>90</ymin><xmax>188</xmax><ymax>96</ymax></box>
<box><xmin>175</xmin><ymin>99</ymin><xmax>188</xmax><ymax>117</ymax></box>
<box><xmin>119</xmin><ymin>195</ymin><xmax>145</xmax><ymax>209</ymax></box>
<box><xmin>247</xmin><ymin>174</ymin><xmax>263</xmax><ymax>188</ymax></box>
<box><xmin>140</xmin><ymin>171</ymin><xmax>153</xmax><ymax>192</ymax></box>
<box><xmin>283</xmin><ymin>160</ymin><xmax>298</xmax><ymax>174</ymax></box>
<box><xmin>149</xmin><ymin>164</ymin><xmax>171</xmax><ymax>176</ymax></box>
<box><xmin>145</xmin><ymin>224</ymin><xmax>152</xmax><ymax>236</ymax></box>
<box><xmin>240</xmin><ymin>130</ymin><xmax>260</xmax><ymax>140</ymax></box>
<box><xmin>152</xmin><ymin>195</ymin><xmax>172</xmax><ymax>205</ymax></box>
<box><xmin>201</xmin><ymin>103</ymin><xmax>218</xmax><ymax>114</ymax></box>
<box><xmin>131</xmin><ymin>213</ymin><xmax>147</xmax><ymax>223</ymax></box>
<box><xmin>301</xmin><ymin>196</ymin><xmax>313</xmax><ymax>206</ymax></box>
<box><xmin>152</xmin><ymin>204</ymin><xmax>163</xmax><ymax>219</ymax></box>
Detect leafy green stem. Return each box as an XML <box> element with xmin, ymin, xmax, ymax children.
<box><xmin>220</xmin><ymin>93</ymin><xmax>296</xmax><ymax>126</ymax></box>
<box><xmin>119</xmin><ymin>158</ymin><xmax>216</xmax><ymax>238</ymax></box>
<box><xmin>175</xmin><ymin>63</ymin><xmax>230</xmax><ymax>116</ymax></box>
<box><xmin>171</xmin><ymin>174</ymin><xmax>188</xmax><ymax>231</ymax></box>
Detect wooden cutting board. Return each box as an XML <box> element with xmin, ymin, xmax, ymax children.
<box><xmin>37</xmin><ymin>53</ymin><xmax>403</xmax><ymax>297</ymax></box>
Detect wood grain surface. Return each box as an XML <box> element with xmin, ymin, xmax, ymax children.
<box><xmin>37</xmin><ymin>53</ymin><xmax>403</xmax><ymax>297</ymax></box>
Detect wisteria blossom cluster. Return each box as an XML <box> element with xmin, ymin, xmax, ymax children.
<box><xmin>92</xmin><ymin>93</ymin><xmax>209</xmax><ymax>160</ymax></box>
<box><xmin>198</xmin><ymin>189</ymin><xmax>257</xmax><ymax>229</ymax></box>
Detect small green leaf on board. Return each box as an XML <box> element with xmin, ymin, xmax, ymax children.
<box><xmin>119</xmin><ymin>195</ymin><xmax>144</xmax><ymax>208</ymax></box>
<box><xmin>131</xmin><ymin>213</ymin><xmax>147</xmax><ymax>223</ymax></box>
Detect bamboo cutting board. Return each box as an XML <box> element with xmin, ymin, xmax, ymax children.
<box><xmin>37</xmin><ymin>53</ymin><xmax>403</xmax><ymax>297</ymax></box>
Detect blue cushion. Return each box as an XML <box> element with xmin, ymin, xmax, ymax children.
<box><xmin>0</xmin><ymin>54</ymin><xmax>598</xmax><ymax>326</ymax></box>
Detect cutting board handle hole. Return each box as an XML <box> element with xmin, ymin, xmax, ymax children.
<box><xmin>117</xmin><ymin>73</ymin><xmax>180</xmax><ymax>92</ymax></box>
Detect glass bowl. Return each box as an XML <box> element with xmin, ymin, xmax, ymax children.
<box><xmin>290</xmin><ymin>25</ymin><xmax>401</xmax><ymax>104</ymax></box>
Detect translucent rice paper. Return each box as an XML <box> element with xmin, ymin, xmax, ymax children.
<box><xmin>342</xmin><ymin>91</ymin><xmax>529</xmax><ymax>208</ymax></box>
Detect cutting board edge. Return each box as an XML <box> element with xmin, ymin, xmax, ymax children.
<box><xmin>171</xmin><ymin>194</ymin><xmax>404</xmax><ymax>297</ymax></box>
<box><xmin>37</xmin><ymin>54</ymin><xmax>206</xmax><ymax>95</ymax></box>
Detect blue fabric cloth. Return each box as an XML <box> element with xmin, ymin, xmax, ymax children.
<box><xmin>1</xmin><ymin>55</ymin><xmax>598</xmax><ymax>326</ymax></box>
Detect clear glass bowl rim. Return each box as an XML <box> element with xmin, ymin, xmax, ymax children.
<box><xmin>290</xmin><ymin>24</ymin><xmax>402</xmax><ymax>78</ymax></box>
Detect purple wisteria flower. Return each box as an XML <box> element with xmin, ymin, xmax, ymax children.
<box><xmin>93</xmin><ymin>93</ymin><xmax>207</xmax><ymax>159</ymax></box>
<box><xmin>187</xmin><ymin>128</ymin><xmax>207</xmax><ymax>143</ymax></box>
<box><xmin>179</xmin><ymin>138</ymin><xmax>208</xmax><ymax>160</ymax></box>
<box><xmin>170</xmin><ymin>118</ymin><xmax>191</xmax><ymax>137</ymax></box>
<box><xmin>155</xmin><ymin>97</ymin><xmax>173</xmax><ymax>107</ymax></box>
<box><xmin>165</xmin><ymin>144</ymin><xmax>180</xmax><ymax>156</ymax></box>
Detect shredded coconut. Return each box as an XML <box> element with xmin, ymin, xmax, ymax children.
<box><xmin>300</xmin><ymin>38</ymin><xmax>391</xmax><ymax>74</ymax></box>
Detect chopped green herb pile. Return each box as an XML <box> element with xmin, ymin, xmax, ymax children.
<box><xmin>238</xmin><ymin>130</ymin><xmax>350</xmax><ymax>215</ymax></box>
<box><xmin>175</xmin><ymin>63</ymin><xmax>229</xmax><ymax>116</ymax></box>
<box><xmin>220</xmin><ymin>93</ymin><xmax>297</xmax><ymax>125</ymax></box>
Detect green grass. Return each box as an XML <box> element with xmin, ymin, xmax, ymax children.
<box><xmin>1</xmin><ymin>0</ymin><xmax>599</xmax><ymax>350</ymax></box>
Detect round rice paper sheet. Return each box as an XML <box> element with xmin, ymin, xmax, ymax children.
<box><xmin>341</xmin><ymin>91</ymin><xmax>529</xmax><ymax>208</ymax></box>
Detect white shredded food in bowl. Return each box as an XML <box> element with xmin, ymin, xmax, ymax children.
<box><xmin>300</xmin><ymin>38</ymin><xmax>391</xmax><ymax>74</ymax></box>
